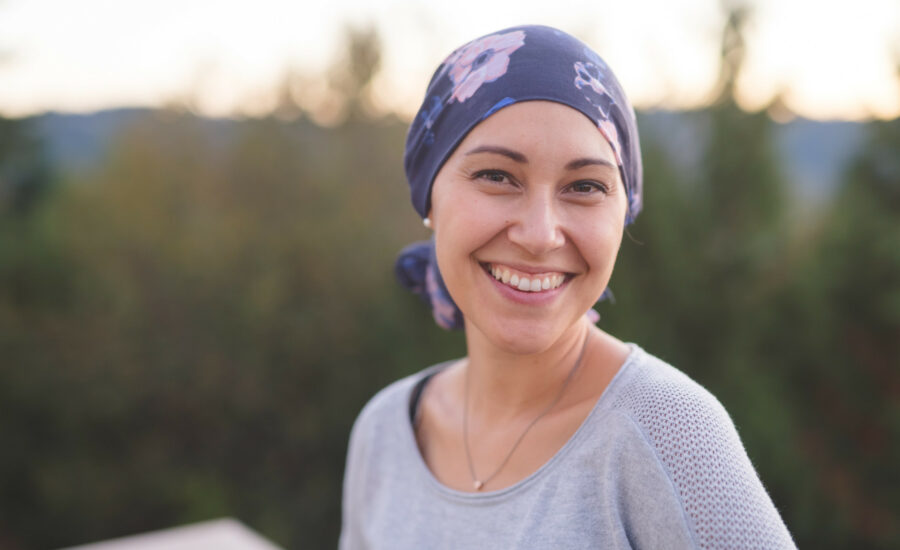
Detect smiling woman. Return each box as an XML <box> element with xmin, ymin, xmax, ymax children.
<box><xmin>430</xmin><ymin>101</ymin><xmax>626</xmax><ymax>355</ymax></box>
<box><xmin>340</xmin><ymin>25</ymin><xmax>796</xmax><ymax>549</ymax></box>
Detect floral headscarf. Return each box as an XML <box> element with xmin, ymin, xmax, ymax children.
<box><xmin>396</xmin><ymin>25</ymin><xmax>642</xmax><ymax>330</ymax></box>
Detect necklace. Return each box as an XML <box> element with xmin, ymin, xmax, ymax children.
<box><xmin>462</xmin><ymin>330</ymin><xmax>591</xmax><ymax>491</ymax></box>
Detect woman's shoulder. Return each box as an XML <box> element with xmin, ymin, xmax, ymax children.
<box><xmin>607</xmin><ymin>346</ymin><xmax>731</xmax><ymax>428</ymax></box>
<box><xmin>604</xmin><ymin>345</ymin><xmax>797</xmax><ymax>549</ymax></box>
<box><xmin>605</xmin><ymin>346</ymin><xmax>741</xmax><ymax>464</ymax></box>
<box><xmin>349</xmin><ymin>360</ymin><xmax>456</xmax><ymax>442</ymax></box>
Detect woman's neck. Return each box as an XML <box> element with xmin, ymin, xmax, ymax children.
<box><xmin>461</xmin><ymin>319</ymin><xmax>594</xmax><ymax>420</ymax></box>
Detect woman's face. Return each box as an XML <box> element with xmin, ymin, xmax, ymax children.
<box><xmin>429</xmin><ymin>101</ymin><xmax>628</xmax><ymax>354</ymax></box>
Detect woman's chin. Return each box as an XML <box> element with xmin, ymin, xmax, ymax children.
<box><xmin>467</xmin><ymin>316</ymin><xmax>579</xmax><ymax>357</ymax></box>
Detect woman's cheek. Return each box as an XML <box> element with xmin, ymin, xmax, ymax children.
<box><xmin>572</xmin><ymin>218</ymin><xmax>624</xmax><ymax>262</ymax></box>
<box><xmin>456</xmin><ymin>195</ymin><xmax>511</xmax><ymax>234</ymax></box>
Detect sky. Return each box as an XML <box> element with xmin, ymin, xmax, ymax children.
<box><xmin>0</xmin><ymin>0</ymin><xmax>898</xmax><ymax>121</ymax></box>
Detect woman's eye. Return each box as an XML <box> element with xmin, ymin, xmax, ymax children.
<box><xmin>474</xmin><ymin>170</ymin><xmax>513</xmax><ymax>185</ymax></box>
<box><xmin>569</xmin><ymin>181</ymin><xmax>608</xmax><ymax>195</ymax></box>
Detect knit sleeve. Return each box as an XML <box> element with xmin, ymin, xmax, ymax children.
<box><xmin>611</xmin><ymin>357</ymin><xmax>796</xmax><ymax>549</ymax></box>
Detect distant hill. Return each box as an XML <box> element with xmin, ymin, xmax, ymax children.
<box><xmin>773</xmin><ymin>117</ymin><xmax>865</xmax><ymax>202</ymax></box>
<box><xmin>31</xmin><ymin>108</ymin><xmax>242</xmax><ymax>173</ymax></box>
<box><xmin>29</xmin><ymin>108</ymin><xmax>866</xmax><ymax>205</ymax></box>
<box><xmin>32</xmin><ymin>108</ymin><xmax>153</xmax><ymax>172</ymax></box>
<box><xmin>637</xmin><ymin>110</ymin><xmax>866</xmax><ymax>205</ymax></box>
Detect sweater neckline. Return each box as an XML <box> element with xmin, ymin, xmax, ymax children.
<box><xmin>400</xmin><ymin>343</ymin><xmax>642</xmax><ymax>503</ymax></box>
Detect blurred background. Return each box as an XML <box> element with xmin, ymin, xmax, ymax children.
<box><xmin>1</xmin><ymin>0</ymin><xmax>898</xmax><ymax>548</ymax></box>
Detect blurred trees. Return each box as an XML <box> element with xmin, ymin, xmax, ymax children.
<box><xmin>772</xmin><ymin>116</ymin><xmax>900</xmax><ymax>545</ymax></box>
<box><xmin>0</xmin><ymin>116</ymin><xmax>53</xmax><ymax>216</ymax></box>
<box><xmin>0</xmin><ymin>26</ymin><xmax>462</xmax><ymax>548</ymax></box>
<box><xmin>0</xmin><ymin>15</ymin><xmax>898</xmax><ymax>550</ymax></box>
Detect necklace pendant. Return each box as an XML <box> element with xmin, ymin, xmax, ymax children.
<box><xmin>473</xmin><ymin>480</ymin><xmax>484</xmax><ymax>491</ymax></box>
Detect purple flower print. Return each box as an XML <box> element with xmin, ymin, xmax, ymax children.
<box><xmin>422</xmin><ymin>96</ymin><xmax>443</xmax><ymax>130</ymax></box>
<box><xmin>597</xmin><ymin>118</ymin><xmax>623</xmax><ymax>166</ymax></box>
<box><xmin>426</xmin><ymin>262</ymin><xmax>460</xmax><ymax>330</ymax></box>
<box><xmin>418</xmin><ymin>95</ymin><xmax>444</xmax><ymax>145</ymax></box>
<box><xmin>573</xmin><ymin>58</ymin><xmax>623</xmax><ymax>166</ymax></box>
<box><xmin>444</xmin><ymin>30</ymin><xmax>526</xmax><ymax>103</ymax></box>
<box><xmin>581</xmin><ymin>46</ymin><xmax>609</xmax><ymax>73</ymax></box>
<box><xmin>573</xmin><ymin>60</ymin><xmax>612</xmax><ymax>117</ymax></box>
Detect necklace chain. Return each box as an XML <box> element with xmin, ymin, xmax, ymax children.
<box><xmin>462</xmin><ymin>331</ymin><xmax>591</xmax><ymax>491</ymax></box>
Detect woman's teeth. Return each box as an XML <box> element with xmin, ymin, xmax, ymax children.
<box><xmin>489</xmin><ymin>264</ymin><xmax>566</xmax><ymax>292</ymax></box>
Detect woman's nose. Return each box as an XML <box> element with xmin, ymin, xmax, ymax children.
<box><xmin>506</xmin><ymin>193</ymin><xmax>566</xmax><ymax>256</ymax></box>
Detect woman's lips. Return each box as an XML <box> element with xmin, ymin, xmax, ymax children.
<box><xmin>484</xmin><ymin>262</ymin><xmax>567</xmax><ymax>292</ymax></box>
<box><xmin>480</xmin><ymin>262</ymin><xmax>572</xmax><ymax>302</ymax></box>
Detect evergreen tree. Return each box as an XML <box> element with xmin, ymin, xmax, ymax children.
<box><xmin>776</xmin><ymin>116</ymin><xmax>900</xmax><ymax>547</ymax></box>
<box><xmin>0</xmin><ymin>116</ymin><xmax>52</xmax><ymax>216</ymax></box>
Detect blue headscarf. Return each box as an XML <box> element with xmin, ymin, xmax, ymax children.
<box><xmin>395</xmin><ymin>25</ymin><xmax>643</xmax><ymax>330</ymax></box>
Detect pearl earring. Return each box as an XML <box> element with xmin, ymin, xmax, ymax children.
<box><xmin>423</xmin><ymin>217</ymin><xmax>432</xmax><ymax>229</ymax></box>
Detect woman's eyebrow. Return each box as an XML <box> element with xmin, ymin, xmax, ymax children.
<box><xmin>463</xmin><ymin>145</ymin><xmax>615</xmax><ymax>171</ymax></box>
<box><xmin>565</xmin><ymin>157</ymin><xmax>616</xmax><ymax>170</ymax></box>
<box><xmin>464</xmin><ymin>145</ymin><xmax>527</xmax><ymax>163</ymax></box>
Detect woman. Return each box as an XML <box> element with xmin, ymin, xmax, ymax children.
<box><xmin>340</xmin><ymin>25</ymin><xmax>795</xmax><ymax>549</ymax></box>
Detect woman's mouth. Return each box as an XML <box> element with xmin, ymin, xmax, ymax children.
<box><xmin>480</xmin><ymin>262</ymin><xmax>571</xmax><ymax>293</ymax></box>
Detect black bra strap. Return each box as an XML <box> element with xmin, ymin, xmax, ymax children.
<box><xmin>409</xmin><ymin>372</ymin><xmax>437</xmax><ymax>425</ymax></box>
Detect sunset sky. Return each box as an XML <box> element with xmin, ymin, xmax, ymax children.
<box><xmin>0</xmin><ymin>0</ymin><xmax>898</xmax><ymax>120</ymax></box>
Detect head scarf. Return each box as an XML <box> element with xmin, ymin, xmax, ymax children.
<box><xmin>395</xmin><ymin>24</ymin><xmax>643</xmax><ymax>330</ymax></box>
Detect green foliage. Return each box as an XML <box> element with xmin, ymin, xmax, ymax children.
<box><xmin>0</xmin><ymin>116</ymin><xmax>53</xmax><ymax>216</ymax></box>
<box><xmin>772</xmin><ymin>118</ymin><xmax>900</xmax><ymax>547</ymax></box>
<box><xmin>0</xmin><ymin>110</ymin><xmax>464</xmax><ymax>549</ymax></box>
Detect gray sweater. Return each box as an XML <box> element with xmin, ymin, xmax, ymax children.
<box><xmin>340</xmin><ymin>344</ymin><xmax>796</xmax><ymax>549</ymax></box>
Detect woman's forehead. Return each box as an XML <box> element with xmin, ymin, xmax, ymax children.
<box><xmin>454</xmin><ymin>101</ymin><xmax>618</xmax><ymax>165</ymax></box>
